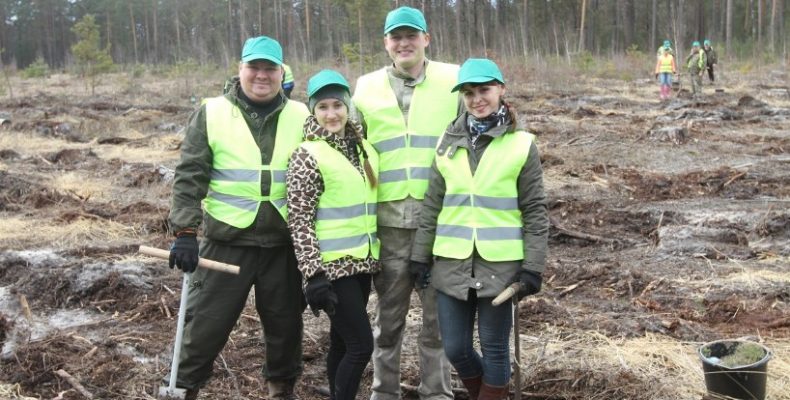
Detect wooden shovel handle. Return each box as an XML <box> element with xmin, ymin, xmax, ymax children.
<box><xmin>138</xmin><ymin>245</ymin><xmax>240</xmax><ymax>275</ymax></box>
<box><xmin>492</xmin><ymin>282</ymin><xmax>522</xmax><ymax>306</ymax></box>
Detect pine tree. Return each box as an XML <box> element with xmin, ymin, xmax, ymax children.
<box><xmin>71</xmin><ymin>14</ymin><xmax>114</xmax><ymax>94</ymax></box>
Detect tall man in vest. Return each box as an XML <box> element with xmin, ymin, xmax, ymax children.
<box><xmin>167</xmin><ymin>35</ymin><xmax>310</xmax><ymax>400</ymax></box>
<box><xmin>352</xmin><ymin>7</ymin><xmax>462</xmax><ymax>400</ymax></box>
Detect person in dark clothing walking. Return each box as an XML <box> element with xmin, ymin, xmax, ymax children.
<box><xmin>286</xmin><ymin>69</ymin><xmax>380</xmax><ymax>400</ymax></box>
<box><xmin>703</xmin><ymin>39</ymin><xmax>718</xmax><ymax>83</ymax></box>
<box><xmin>167</xmin><ymin>35</ymin><xmax>309</xmax><ymax>400</ymax></box>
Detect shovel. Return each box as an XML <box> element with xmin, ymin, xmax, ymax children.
<box><xmin>138</xmin><ymin>245</ymin><xmax>240</xmax><ymax>399</ymax></box>
<box><xmin>493</xmin><ymin>282</ymin><xmax>523</xmax><ymax>400</ymax></box>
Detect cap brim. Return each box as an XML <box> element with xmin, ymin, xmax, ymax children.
<box><xmin>384</xmin><ymin>23</ymin><xmax>426</xmax><ymax>34</ymax></box>
<box><xmin>241</xmin><ymin>54</ymin><xmax>282</xmax><ymax>64</ymax></box>
<box><xmin>451</xmin><ymin>76</ymin><xmax>504</xmax><ymax>92</ymax></box>
<box><xmin>307</xmin><ymin>83</ymin><xmax>350</xmax><ymax>99</ymax></box>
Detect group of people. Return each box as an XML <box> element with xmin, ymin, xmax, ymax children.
<box><xmin>654</xmin><ymin>38</ymin><xmax>718</xmax><ymax>99</ymax></box>
<box><xmin>166</xmin><ymin>6</ymin><xmax>548</xmax><ymax>400</ymax></box>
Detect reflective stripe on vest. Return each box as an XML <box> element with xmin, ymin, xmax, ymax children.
<box><xmin>658</xmin><ymin>55</ymin><xmax>674</xmax><ymax>73</ymax></box>
<box><xmin>433</xmin><ymin>131</ymin><xmax>534</xmax><ymax>262</ymax></box>
<box><xmin>203</xmin><ymin>97</ymin><xmax>309</xmax><ymax>228</ymax></box>
<box><xmin>352</xmin><ymin>61</ymin><xmax>459</xmax><ymax>202</ymax></box>
<box><xmin>299</xmin><ymin>138</ymin><xmax>380</xmax><ymax>262</ymax></box>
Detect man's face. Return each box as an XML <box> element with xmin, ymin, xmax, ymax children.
<box><xmin>238</xmin><ymin>60</ymin><xmax>283</xmax><ymax>103</ymax></box>
<box><xmin>384</xmin><ymin>27</ymin><xmax>430</xmax><ymax>71</ymax></box>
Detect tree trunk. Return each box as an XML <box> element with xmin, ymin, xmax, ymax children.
<box><xmin>520</xmin><ymin>0</ymin><xmax>530</xmax><ymax>58</ymax></box>
<box><xmin>769</xmin><ymin>0</ymin><xmax>777</xmax><ymax>52</ymax></box>
<box><xmin>757</xmin><ymin>0</ymin><xmax>763</xmax><ymax>52</ymax></box>
<box><xmin>579</xmin><ymin>0</ymin><xmax>587</xmax><ymax>53</ymax></box>
<box><xmin>724</xmin><ymin>0</ymin><xmax>732</xmax><ymax>55</ymax></box>
<box><xmin>153</xmin><ymin>0</ymin><xmax>158</xmax><ymax>63</ymax></box>
<box><xmin>129</xmin><ymin>1</ymin><xmax>138</xmax><ymax>63</ymax></box>
<box><xmin>174</xmin><ymin>0</ymin><xmax>181</xmax><ymax>61</ymax></box>
<box><xmin>305</xmin><ymin>0</ymin><xmax>311</xmax><ymax>61</ymax></box>
<box><xmin>650</xmin><ymin>0</ymin><xmax>657</xmax><ymax>52</ymax></box>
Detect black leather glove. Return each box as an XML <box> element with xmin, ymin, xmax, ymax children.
<box><xmin>655</xmin><ymin>73</ymin><xmax>659</xmax><ymax>79</ymax></box>
<box><xmin>304</xmin><ymin>274</ymin><xmax>338</xmax><ymax>317</ymax></box>
<box><xmin>516</xmin><ymin>270</ymin><xmax>542</xmax><ymax>300</ymax></box>
<box><xmin>409</xmin><ymin>261</ymin><xmax>431</xmax><ymax>289</ymax></box>
<box><xmin>168</xmin><ymin>234</ymin><xmax>199</xmax><ymax>273</ymax></box>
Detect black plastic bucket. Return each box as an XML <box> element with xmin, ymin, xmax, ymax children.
<box><xmin>699</xmin><ymin>339</ymin><xmax>771</xmax><ymax>400</ymax></box>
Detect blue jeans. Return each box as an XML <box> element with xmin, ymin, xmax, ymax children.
<box><xmin>436</xmin><ymin>290</ymin><xmax>512</xmax><ymax>386</ymax></box>
<box><xmin>659</xmin><ymin>72</ymin><xmax>673</xmax><ymax>85</ymax></box>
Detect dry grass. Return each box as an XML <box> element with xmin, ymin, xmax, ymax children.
<box><xmin>517</xmin><ymin>325</ymin><xmax>790</xmax><ymax>399</ymax></box>
<box><xmin>0</xmin><ymin>215</ymin><xmax>139</xmax><ymax>250</ymax></box>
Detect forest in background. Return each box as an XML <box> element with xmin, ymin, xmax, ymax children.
<box><xmin>1</xmin><ymin>0</ymin><xmax>788</xmax><ymax>74</ymax></box>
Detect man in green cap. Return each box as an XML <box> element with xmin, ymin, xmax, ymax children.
<box><xmin>352</xmin><ymin>6</ymin><xmax>461</xmax><ymax>400</ymax></box>
<box><xmin>685</xmin><ymin>41</ymin><xmax>707</xmax><ymax>97</ymax></box>
<box><xmin>166</xmin><ymin>35</ymin><xmax>309</xmax><ymax>399</ymax></box>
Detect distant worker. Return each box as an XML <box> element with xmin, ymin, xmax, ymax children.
<box><xmin>283</xmin><ymin>63</ymin><xmax>295</xmax><ymax>98</ymax></box>
<box><xmin>656</xmin><ymin>39</ymin><xmax>674</xmax><ymax>59</ymax></box>
<box><xmin>655</xmin><ymin>46</ymin><xmax>677</xmax><ymax>100</ymax></box>
<box><xmin>685</xmin><ymin>41</ymin><xmax>707</xmax><ymax>97</ymax></box>
<box><xmin>703</xmin><ymin>39</ymin><xmax>718</xmax><ymax>83</ymax></box>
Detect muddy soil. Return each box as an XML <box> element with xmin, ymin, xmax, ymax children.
<box><xmin>0</xmin><ymin>70</ymin><xmax>788</xmax><ymax>399</ymax></box>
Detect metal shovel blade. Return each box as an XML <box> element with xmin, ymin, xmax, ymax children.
<box><xmin>158</xmin><ymin>386</ymin><xmax>186</xmax><ymax>399</ymax></box>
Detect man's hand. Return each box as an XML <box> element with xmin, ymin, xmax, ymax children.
<box><xmin>169</xmin><ymin>235</ymin><xmax>199</xmax><ymax>273</ymax></box>
<box><xmin>515</xmin><ymin>270</ymin><xmax>542</xmax><ymax>300</ymax></box>
<box><xmin>409</xmin><ymin>261</ymin><xmax>431</xmax><ymax>289</ymax></box>
<box><xmin>304</xmin><ymin>274</ymin><xmax>338</xmax><ymax>317</ymax></box>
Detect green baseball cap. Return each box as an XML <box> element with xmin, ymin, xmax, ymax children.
<box><xmin>384</xmin><ymin>6</ymin><xmax>427</xmax><ymax>34</ymax></box>
<box><xmin>704</xmin><ymin>39</ymin><xmax>711</xmax><ymax>45</ymax></box>
<box><xmin>241</xmin><ymin>36</ymin><xmax>283</xmax><ymax>64</ymax></box>
<box><xmin>307</xmin><ymin>69</ymin><xmax>350</xmax><ymax>98</ymax></box>
<box><xmin>663</xmin><ymin>40</ymin><xmax>671</xmax><ymax>47</ymax></box>
<box><xmin>692</xmin><ymin>41</ymin><xmax>701</xmax><ymax>47</ymax></box>
<box><xmin>451</xmin><ymin>58</ymin><xmax>505</xmax><ymax>93</ymax></box>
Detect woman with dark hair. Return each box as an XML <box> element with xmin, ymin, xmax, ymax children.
<box><xmin>410</xmin><ymin>58</ymin><xmax>549</xmax><ymax>400</ymax></box>
<box><xmin>286</xmin><ymin>69</ymin><xmax>379</xmax><ymax>400</ymax></box>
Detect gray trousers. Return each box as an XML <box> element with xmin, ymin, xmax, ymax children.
<box><xmin>690</xmin><ymin>71</ymin><xmax>703</xmax><ymax>95</ymax></box>
<box><xmin>370</xmin><ymin>227</ymin><xmax>453</xmax><ymax>400</ymax></box>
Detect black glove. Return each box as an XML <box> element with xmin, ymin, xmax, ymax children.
<box><xmin>409</xmin><ymin>261</ymin><xmax>431</xmax><ymax>289</ymax></box>
<box><xmin>168</xmin><ymin>234</ymin><xmax>199</xmax><ymax>273</ymax></box>
<box><xmin>304</xmin><ymin>274</ymin><xmax>338</xmax><ymax>317</ymax></box>
<box><xmin>516</xmin><ymin>270</ymin><xmax>542</xmax><ymax>300</ymax></box>
<box><xmin>655</xmin><ymin>73</ymin><xmax>659</xmax><ymax>80</ymax></box>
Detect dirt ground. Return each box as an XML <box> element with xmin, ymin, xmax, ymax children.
<box><xmin>0</xmin><ymin>66</ymin><xmax>788</xmax><ymax>400</ymax></box>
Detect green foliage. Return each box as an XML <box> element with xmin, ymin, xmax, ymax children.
<box><xmin>341</xmin><ymin>43</ymin><xmax>379</xmax><ymax>72</ymax></box>
<box><xmin>71</xmin><ymin>14</ymin><xmax>114</xmax><ymax>94</ymax></box>
<box><xmin>22</xmin><ymin>57</ymin><xmax>50</xmax><ymax>78</ymax></box>
<box><xmin>574</xmin><ymin>51</ymin><xmax>595</xmax><ymax>73</ymax></box>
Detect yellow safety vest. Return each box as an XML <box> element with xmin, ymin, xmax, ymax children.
<box><xmin>203</xmin><ymin>97</ymin><xmax>309</xmax><ymax>228</ymax></box>
<box><xmin>283</xmin><ymin>64</ymin><xmax>294</xmax><ymax>85</ymax></box>
<box><xmin>300</xmin><ymin>138</ymin><xmax>380</xmax><ymax>262</ymax></box>
<box><xmin>352</xmin><ymin>61</ymin><xmax>459</xmax><ymax>202</ymax></box>
<box><xmin>433</xmin><ymin>131</ymin><xmax>534</xmax><ymax>262</ymax></box>
<box><xmin>658</xmin><ymin>54</ymin><xmax>675</xmax><ymax>73</ymax></box>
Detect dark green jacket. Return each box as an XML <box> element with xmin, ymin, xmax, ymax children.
<box><xmin>410</xmin><ymin>112</ymin><xmax>549</xmax><ymax>300</ymax></box>
<box><xmin>168</xmin><ymin>79</ymin><xmax>295</xmax><ymax>247</ymax></box>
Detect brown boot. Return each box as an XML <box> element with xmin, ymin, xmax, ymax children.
<box><xmin>184</xmin><ymin>388</ymin><xmax>199</xmax><ymax>400</ymax></box>
<box><xmin>478</xmin><ymin>382</ymin><xmax>509</xmax><ymax>400</ymax></box>
<box><xmin>461</xmin><ymin>376</ymin><xmax>483</xmax><ymax>399</ymax></box>
<box><xmin>268</xmin><ymin>378</ymin><xmax>299</xmax><ymax>400</ymax></box>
